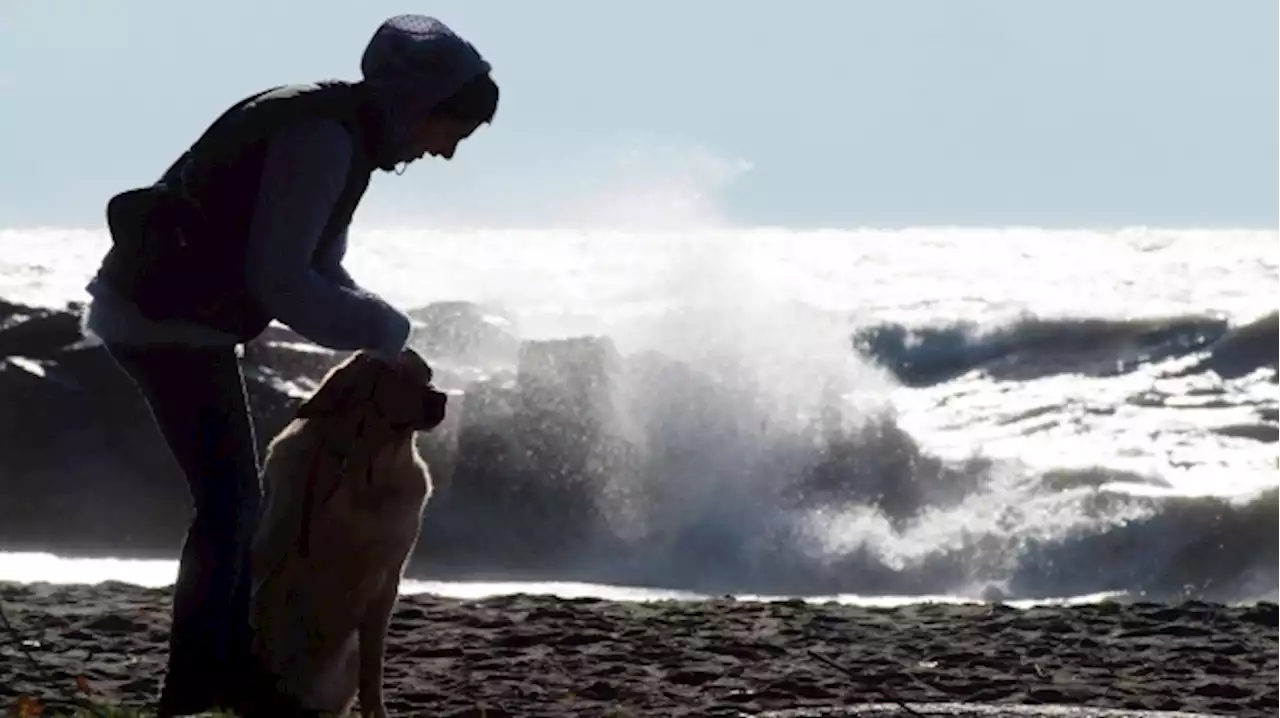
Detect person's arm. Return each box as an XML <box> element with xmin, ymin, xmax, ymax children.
<box><xmin>243</xmin><ymin>118</ymin><xmax>409</xmax><ymax>360</ymax></box>
<box><xmin>314</xmin><ymin>226</ymin><xmax>358</xmax><ymax>289</ymax></box>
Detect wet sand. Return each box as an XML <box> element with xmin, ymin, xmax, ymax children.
<box><xmin>1</xmin><ymin>581</ymin><xmax>1275</xmax><ymax>717</ymax></box>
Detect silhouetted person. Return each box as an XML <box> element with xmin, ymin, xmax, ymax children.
<box><xmin>80</xmin><ymin>14</ymin><xmax>498</xmax><ymax>716</ymax></box>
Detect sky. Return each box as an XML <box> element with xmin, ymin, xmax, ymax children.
<box><xmin>1</xmin><ymin>0</ymin><xmax>1276</xmax><ymax>230</ymax></box>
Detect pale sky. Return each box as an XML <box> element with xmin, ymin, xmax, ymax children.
<box><xmin>1</xmin><ymin>0</ymin><xmax>1276</xmax><ymax>229</ymax></box>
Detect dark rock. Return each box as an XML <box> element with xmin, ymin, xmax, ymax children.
<box><xmin>0</xmin><ymin>335</ymin><xmax>320</xmax><ymax>556</ymax></box>
<box><xmin>0</xmin><ymin>300</ymin><xmax>653</xmax><ymax>579</ymax></box>
<box><xmin>407</xmin><ymin>300</ymin><xmax>520</xmax><ymax>368</ymax></box>
<box><xmin>12</xmin><ymin>297</ymin><xmax>1268</xmax><ymax>600</ymax></box>
<box><xmin>0</xmin><ymin>304</ymin><xmax>87</xmax><ymax>359</ymax></box>
<box><xmin>420</xmin><ymin>336</ymin><xmax>641</xmax><ymax>573</ymax></box>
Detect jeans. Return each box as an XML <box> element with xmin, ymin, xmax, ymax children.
<box><xmin>105</xmin><ymin>342</ymin><xmax>262</xmax><ymax>703</ymax></box>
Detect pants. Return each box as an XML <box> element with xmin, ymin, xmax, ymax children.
<box><xmin>105</xmin><ymin>342</ymin><xmax>262</xmax><ymax>699</ymax></box>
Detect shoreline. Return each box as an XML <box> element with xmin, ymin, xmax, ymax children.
<box><xmin>2</xmin><ymin>581</ymin><xmax>1275</xmax><ymax>717</ymax></box>
<box><xmin>0</xmin><ymin>552</ymin><xmax>1189</xmax><ymax>609</ymax></box>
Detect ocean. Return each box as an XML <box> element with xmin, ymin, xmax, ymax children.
<box><xmin>0</xmin><ymin>225</ymin><xmax>1276</xmax><ymax>605</ymax></box>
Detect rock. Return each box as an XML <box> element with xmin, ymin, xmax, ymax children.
<box><xmin>0</xmin><ymin>342</ymin><xmax>193</xmax><ymax>554</ymax></box>
<box><xmin>421</xmin><ymin>379</ymin><xmax>528</xmax><ymax>568</ymax></box>
<box><xmin>0</xmin><ymin>308</ymin><xmax>339</xmax><ymax>556</ymax></box>
<box><xmin>422</xmin><ymin>337</ymin><xmax>641</xmax><ymax>573</ymax></box>
<box><xmin>0</xmin><ymin>299</ymin><xmax>653</xmax><ymax>577</ymax></box>
<box><xmin>514</xmin><ymin>336</ymin><xmax>625</xmax><ymax>483</ymax></box>
<box><xmin>14</xmin><ymin>297</ymin><xmax>1225</xmax><ymax>598</ymax></box>
<box><xmin>407</xmin><ymin>301</ymin><xmax>520</xmax><ymax>368</ymax></box>
<box><xmin>0</xmin><ymin>303</ymin><xmax>87</xmax><ymax>359</ymax></box>
<box><xmin>241</xmin><ymin>323</ymin><xmax>344</xmax><ymax>389</ymax></box>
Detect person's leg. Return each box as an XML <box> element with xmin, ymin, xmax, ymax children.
<box><xmin>104</xmin><ymin>342</ymin><xmax>261</xmax><ymax>713</ymax></box>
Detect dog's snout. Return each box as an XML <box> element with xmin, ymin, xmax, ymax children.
<box><xmin>419</xmin><ymin>389</ymin><xmax>448</xmax><ymax>430</ymax></box>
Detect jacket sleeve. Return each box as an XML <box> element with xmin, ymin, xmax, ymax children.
<box><xmin>314</xmin><ymin>226</ymin><xmax>358</xmax><ymax>289</ymax></box>
<box><xmin>243</xmin><ymin>118</ymin><xmax>410</xmax><ymax>360</ymax></box>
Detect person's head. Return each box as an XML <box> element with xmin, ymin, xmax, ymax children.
<box><xmin>360</xmin><ymin>15</ymin><xmax>499</xmax><ymax>169</ymax></box>
<box><xmin>408</xmin><ymin>71</ymin><xmax>499</xmax><ymax>161</ymax></box>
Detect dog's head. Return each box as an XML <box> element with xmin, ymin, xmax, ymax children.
<box><xmin>296</xmin><ymin>348</ymin><xmax>448</xmax><ymax>432</ymax></box>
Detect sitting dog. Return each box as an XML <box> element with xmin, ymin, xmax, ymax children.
<box><xmin>247</xmin><ymin>348</ymin><xmax>447</xmax><ymax>718</ymax></box>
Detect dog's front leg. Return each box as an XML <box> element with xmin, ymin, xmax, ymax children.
<box><xmin>357</xmin><ymin>576</ymin><xmax>398</xmax><ymax>718</ymax></box>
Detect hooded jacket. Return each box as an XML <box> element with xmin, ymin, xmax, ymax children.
<box><xmin>83</xmin><ymin>15</ymin><xmax>491</xmax><ymax>357</ymax></box>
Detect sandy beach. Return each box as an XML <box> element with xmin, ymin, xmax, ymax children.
<box><xmin>0</xmin><ymin>581</ymin><xmax>1274</xmax><ymax>717</ymax></box>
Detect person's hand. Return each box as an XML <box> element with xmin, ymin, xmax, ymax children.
<box><xmin>366</xmin><ymin>346</ymin><xmax>403</xmax><ymax>365</ymax></box>
<box><xmin>367</xmin><ymin>345</ymin><xmax>420</xmax><ymax>370</ymax></box>
<box><xmin>366</xmin><ymin>313</ymin><xmax>413</xmax><ymax>365</ymax></box>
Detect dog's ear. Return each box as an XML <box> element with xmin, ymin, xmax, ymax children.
<box><xmin>296</xmin><ymin>352</ymin><xmax>374</xmax><ymax>419</ymax></box>
<box><xmin>398</xmin><ymin>347</ymin><xmax>434</xmax><ymax>384</ymax></box>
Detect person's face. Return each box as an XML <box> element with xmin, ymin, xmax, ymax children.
<box><xmin>407</xmin><ymin>115</ymin><xmax>483</xmax><ymax>161</ymax></box>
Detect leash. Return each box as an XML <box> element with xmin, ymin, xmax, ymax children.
<box><xmin>297</xmin><ymin>432</ymin><xmax>356</xmax><ymax>559</ymax></box>
<box><xmin>2</xmin><ymin>355</ymin><xmax>422</xmax><ymax>715</ymax></box>
<box><xmin>295</xmin><ymin>370</ymin><xmax>390</xmax><ymax>558</ymax></box>
<box><xmin>256</xmin><ymin>355</ymin><xmax>428</xmax><ymax>589</ymax></box>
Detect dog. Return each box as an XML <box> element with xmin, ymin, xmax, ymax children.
<box><xmin>247</xmin><ymin>348</ymin><xmax>447</xmax><ymax>718</ymax></box>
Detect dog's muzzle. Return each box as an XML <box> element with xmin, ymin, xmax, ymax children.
<box><xmin>418</xmin><ymin>388</ymin><xmax>448</xmax><ymax>431</ymax></box>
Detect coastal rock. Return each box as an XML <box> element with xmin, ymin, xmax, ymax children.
<box><xmin>0</xmin><ymin>298</ymin><xmax>1274</xmax><ymax>600</ymax></box>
